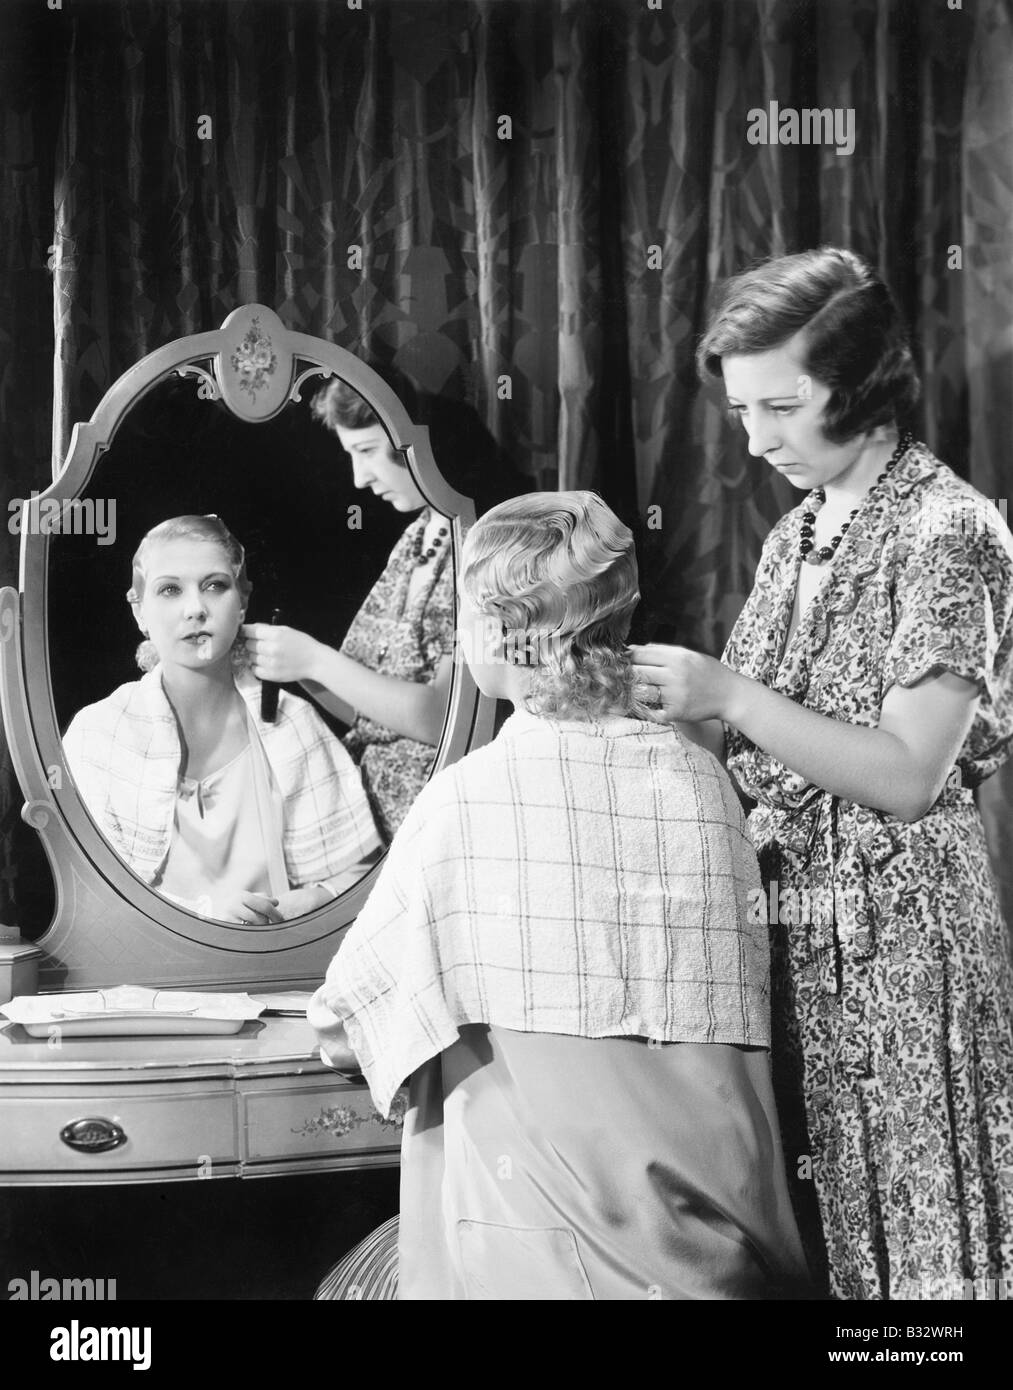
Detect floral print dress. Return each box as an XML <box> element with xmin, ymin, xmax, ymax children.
<box><xmin>723</xmin><ymin>442</ymin><xmax>1013</xmax><ymax>1300</ymax></box>
<box><xmin>341</xmin><ymin>509</ymin><xmax>455</xmax><ymax>843</ymax></box>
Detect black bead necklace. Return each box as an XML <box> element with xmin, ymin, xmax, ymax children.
<box><xmin>410</xmin><ymin>511</ymin><xmax>449</xmax><ymax>566</ymax></box>
<box><xmin>799</xmin><ymin>430</ymin><xmax>913</xmax><ymax>565</ymax></box>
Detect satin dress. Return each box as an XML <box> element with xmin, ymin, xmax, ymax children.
<box><xmin>397</xmin><ymin>1025</ymin><xmax>811</xmax><ymax>1300</ymax></box>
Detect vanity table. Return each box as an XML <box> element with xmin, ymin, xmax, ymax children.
<box><xmin>0</xmin><ymin>1016</ymin><xmax>402</xmax><ymax>1185</ymax></box>
<box><xmin>0</xmin><ymin>304</ymin><xmax>495</xmax><ymax>1222</ymax></box>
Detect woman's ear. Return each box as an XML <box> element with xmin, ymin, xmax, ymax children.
<box><xmin>124</xmin><ymin>586</ymin><xmax>148</xmax><ymax>636</ymax></box>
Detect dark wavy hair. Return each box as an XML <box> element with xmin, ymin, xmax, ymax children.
<box><xmin>311</xmin><ymin>368</ymin><xmax>528</xmax><ymax>516</ymax></box>
<box><xmin>311</xmin><ymin>377</ymin><xmax>392</xmax><ymax>438</ymax></box>
<box><xmin>697</xmin><ymin>247</ymin><xmax>921</xmax><ymax>444</ymax></box>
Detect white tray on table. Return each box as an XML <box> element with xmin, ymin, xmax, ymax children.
<box><xmin>0</xmin><ymin>985</ymin><xmax>266</xmax><ymax>1038</ymax></box>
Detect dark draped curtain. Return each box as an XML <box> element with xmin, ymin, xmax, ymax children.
<box><xmin>2</xmin><ymin>0</ymin><xmax>1011</xmax><ymax>935</ymax></box>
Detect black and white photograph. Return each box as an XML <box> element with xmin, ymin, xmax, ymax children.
<box><xmin>0</xmin><ymin>0</ymin><xmax>1011</xmax><ymax>1356</ymax></box>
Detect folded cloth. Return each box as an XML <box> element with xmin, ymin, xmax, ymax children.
<box><xmin>315</xmin><ymin>710</ymin><xmax>768</xmax><ymax>1117</ymax></box>
<box><xmin>63</xmin><ymin>668</ymin><xmax>381</xmax><ymax>888</ymax></box>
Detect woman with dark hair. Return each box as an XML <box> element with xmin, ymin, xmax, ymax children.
<box><xmin>245</xmin><ymin>377</ymin><xmax>521</xmax><ymax>842</ymax></box>
<box><xmin>631</xmin><ymin>248</ymin><xmax>1013</xmax><ymax>1300</ymax></box>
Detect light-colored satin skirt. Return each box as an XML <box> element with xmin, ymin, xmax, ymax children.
<box><xmin>398</xmin><ymin>1026</ymin><xmax>811</xmax><ymax>1300</ymax></box>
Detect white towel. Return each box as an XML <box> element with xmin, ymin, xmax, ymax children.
<box><xmin>316</xmin><ymin>709</ymin><xmax>769</xmax><ymax>1117</ymax></box>
<box><xmin>62</xmin><ymin>668</ymin><xmax>381</xmax><ymax>887</ymax></box>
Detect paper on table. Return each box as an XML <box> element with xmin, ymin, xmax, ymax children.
<box><xmin>0</xmin><ymin>985</ymin><xmax>266</xmax><ymax>1025</ymax></box>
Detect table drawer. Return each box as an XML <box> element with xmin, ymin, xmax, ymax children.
<box><xmin>0</xmin><ymin>1085</ymin><xmax>237</xmax><ymax>1178</ymax></box>
<box><xmin>241</xmin><ymin>1079</ymin><xmax>405</xmax><ymax>1165</ymax></box>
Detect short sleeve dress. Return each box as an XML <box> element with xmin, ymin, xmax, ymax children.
<box><xmin>722</xmin><ymin>441</ymin><xmax>1013</xmax><ymax>1300</ymax></box>
<box><xmin>340</xmin><ymin>508</ymin><xmax>456</xmax><ymax>842</ymax></box>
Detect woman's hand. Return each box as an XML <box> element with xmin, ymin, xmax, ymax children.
<box><xmin>214</xmin><ymin>890</ymin><xmax>283</xmax><ymax>926</ymax></box>
<box><xmin>631</xmin><ymin>647</ymin><xmax>979</xmax><ymax>823</ymax></box>
<box><xmin>628</xmin><ymin>644</ymin><xmax>741</xmax><ymax>723</ymax></box>
<box><xmin>242</xmin><ymin>623</ymin><xmax>324</xmax><ymax>685</ymax></box>
<box><xmin>307</xmin><ymin>988</ymin><xmax>361</xmax><ymax>1072</ymax></box>
<box><xmin>273</xmin><ymin>884</ymin><xmax>334</xmax><ymax>920</ymax></box>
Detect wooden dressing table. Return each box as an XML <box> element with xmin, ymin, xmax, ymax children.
<box><xmin>0</xmin><ymin>1015</ymin><xmax>401</xmax><ymax>1186</ymax></box>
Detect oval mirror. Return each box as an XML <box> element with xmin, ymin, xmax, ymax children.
<box><xmin>0</xmin><ymin>305</ymin><xmax>496</xmax><ymax>992</ymax></box>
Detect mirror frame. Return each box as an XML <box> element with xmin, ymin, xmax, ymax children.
<box><xmin>0</xmin><ymin>304</ymin><xmax>496</xmax><ymax>992</ymax></box>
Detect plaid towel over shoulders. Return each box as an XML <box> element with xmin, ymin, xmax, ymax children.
<box><xmin>62</xmin><ymin>668</ymin><xmax>380</xmax><ymax>887</ymax></box>
<box><xmin>318</xmin><ymin>710</ymin><xmax>769</xmax><ymax>1117</ymax></box>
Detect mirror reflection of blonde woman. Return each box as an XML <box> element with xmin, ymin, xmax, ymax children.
<box><xmin>63</xmin><ymin>516</ymin><xmax>381</xmax><ymax>924</ymax></box>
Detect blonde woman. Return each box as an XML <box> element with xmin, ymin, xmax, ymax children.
<box><xmin>310</xmin><ymin>491</ymin><xmax>809</xmax><ymax>1300</ymax></box>
<box><xmin>63</xmin><ymin>516</ymin><xmax>381</xmax><ymax>924</ymax></box>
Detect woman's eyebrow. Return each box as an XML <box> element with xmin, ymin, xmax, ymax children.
<box><xmin>151</xmin><ymin>571</ymin><xmax>231</xmax><ymax>583</ymax></box>
<box><xmin>725</xmin><ymin>392</ymin><xmax>801</xmax><ymax>404</ymax></box>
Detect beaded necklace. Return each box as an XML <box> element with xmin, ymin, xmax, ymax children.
<box><xmin>410</xmin><ymin>510</ymin><xmax>449</xmax><ymax>566</ymax></box>
<box><xmin>799</xmin><ymin>430</ymin><xmax>913</xmax><ymax>565</ymax></box>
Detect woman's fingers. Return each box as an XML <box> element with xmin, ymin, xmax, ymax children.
<box><xmin>241</xmin><ymin>624</ymin><xmax>280</xmax><ymax>679</ymax></box>
<box><xmin>627</xmin><ymin>643</ymin><xmax>684</xmax><ymax>668</ymax></box>
<box><xmin>306</xmin><ymin>990</ymin><xmax>341</xmax><ymax>1035</ymax></box>
<box><xmin>241</xmin><ymin>892</ymin><xmax>283</xmax><ymax>925</ymax></box>
<box><xmin>631</xmin><ymin>646</ymin><xmax>727</xmax><ymax>723</ymax></box>
<box><xmin>631</xmin><ymin>659</ymin><xmax>667</xmax><ymax>687</ymax></box>
<box><xmin>240</xmin><ymin>624</ymin><xmax>313</xmax><ymax>683</ymax></box>
<box><xmin>630</xmin><ymin>662</ymin><xmax>665</xmax><ymax>685</ymax></box>
<box><xmin>241</xmin><ymin>623</ymin><xmax>285</xmax><ymax>648</ymax></box>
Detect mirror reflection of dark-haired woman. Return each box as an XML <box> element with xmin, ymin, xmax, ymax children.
<box><xmin>244</xmin><ymin>381</ymin><xmax>455</xmax><ymax>843</ymax></box>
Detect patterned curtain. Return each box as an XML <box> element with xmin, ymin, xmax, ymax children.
<box><xmin>962</xmin><ymin>0</ymin><xmax>1013</xmax><ymax>926</ymax></box>
<box><xmin>0</xmin><ymin>1</ymin><xmax>68</xmax><ymax>930</ymax></box>
<box><xmin>2</xmin><ymin>0</ymin><xmax>1011</xmax><ymax>934</ymax></box>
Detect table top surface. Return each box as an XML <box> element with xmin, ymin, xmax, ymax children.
<box><xmin>0</xmin><ymin>1012</ymin><xmax>334</xmax><ymax>1083</ymax></box>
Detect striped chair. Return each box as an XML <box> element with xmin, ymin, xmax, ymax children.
<box><xmin>313</xmin><ymin>1214</ymin><xmax>400</xmax><ymax>1300</ymax></box>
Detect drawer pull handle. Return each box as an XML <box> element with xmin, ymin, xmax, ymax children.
<box><xmin>59</xmin><ymin>1118</ymin><xmax>127</xmax><ymax>1153</ymax></box>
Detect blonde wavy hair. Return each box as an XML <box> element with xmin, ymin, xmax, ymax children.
<box><xmin>460</xmin><ymin>490</ymin><xmax>650</xmax><ymax>720</ymax></box>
